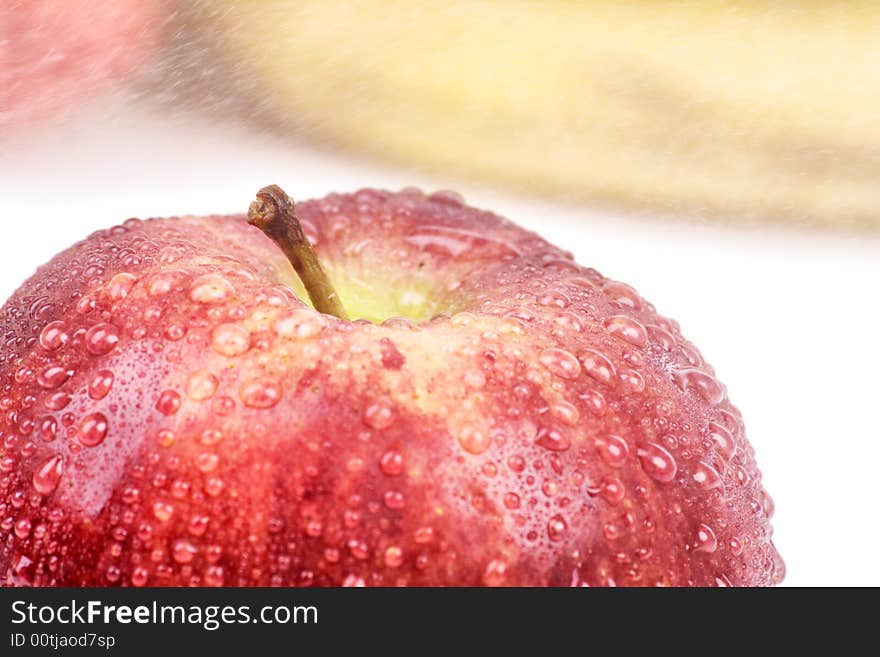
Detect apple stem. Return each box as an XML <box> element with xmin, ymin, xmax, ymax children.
<box><xmin>248</xmin><ymin>185</ymin><xmax>349</xmax><ymax>320</ymax></box>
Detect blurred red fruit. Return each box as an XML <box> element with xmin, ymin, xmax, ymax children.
<box><xmin>1</xmin><ymin>0</ymin><xmax>166</xmax><ymax>133</ymax></box>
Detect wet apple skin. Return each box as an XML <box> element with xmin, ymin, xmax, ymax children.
<box><xmin>0</xmin><ymin>189</ymin><xmax>782</xmax><ymax>586</ymax></box>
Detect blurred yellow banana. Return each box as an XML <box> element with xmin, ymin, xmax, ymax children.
<box><xmin>195</xmin><ymin>1</ymin><xmax>880</xmax><ymax>228</ymax></box>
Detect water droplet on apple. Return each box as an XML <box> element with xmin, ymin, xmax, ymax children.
<box><xmin>239</xmin><ymin>379</ymin><xmax>282</xmax><ymax>409</ymax></box>
<box><xmin>538</xmin><ymin>347</ymin><xmax>581</xmax><ymax>380</ymax></box>
<box><xmin>38</xmin><ymin>416</ymin><xmax>57</xmax><ymax>442</ymax></box>
<box><xmin>87</xmin><ymin>369</ymin><xmax>115</xmax><ymax>400</ymax></box>
<box><xmin>32</xmin><ymin>455</ymin><xmax>63</xmax><ymax>494</ymax></box>
<box><xmin>85</xmin><ymin>323</ymin><xmax>119</xmax><ymax>356</ymax></box>
<box><xmin>77</xmin><ymin>412</ymin><xmax>109</xmax><ymax>447</ymax></box>
<box><xmin>14</xmin><ymin>366</ymin><xmax>33</xmax><ymax>384</ymax></box>
<box><xmin>540</xmin><ymin>479</ymin><xmax>557</xmax><ymax>497</ymax></box>
<box><xmin>212</xmin><ymin>396</ymin><xmax>236</xmax><ymax>416</ymax></box>
<box><xmin>599</xmin><ymin>476</ymin><xmax>626</xmax><ymax>504</ymax></box>
<box><xmin>348</xmin><ymin>539</ymin><xmax>369</xmax><ymax>560</ymax></box>
<box><xmin>122</xmin><ymin>485</ymin><xmax>140</xmax><ymax>505</ymax></box>
<box><xmin>205</xmin><ymin>477</ymin><xmax>224</xmax><ymax>497</ymax></box>
<box><xmin>197</xmin><ymin>452</ymin><xmax>219</xmax><ymax>473</ymax></box>
<box><xmin>107</xmin><ymin>272</ymin><xmax>136</xmax><ymax>301</ymax></box>
<box><xmin>342</xmin><ymin>574</ymin><xmax>365</xmax><ymax>587</ymax></box>
<box><xmin>604</xmin><ymin>315</ymin><xmax>648</xmax><ymax>346</ymax></box>
<box><xmin>131</xmin><ymin>567</ymin><xmax>149</xmax><ymax>587</ymax></box>
<box><xmin>200</xmin><ymin>428</ymin><xmax>223</xmax><ymax>446</ymax></box>
<box><xmin>694</xmin><ymin>523</ymin><xmax>718</xmax><ymax>553</ymax></box>
<box><xmin>147</xmin><ymin>272</ymin><xmax>175</xmax><ymax>296</ymax></box>
<box><xmin>693</xmin><ymin>461</ymin><xmax>723</xmax><ymax>490</ymax></box>
<box><xmin>211</xmin><ymin>323</ymin><xmax>251</xmax><ymax>356</ymax></box>
<box><xmin>384</xmin><ymin>546</ymin><xmax>404</xmax><ymax>568</ymax></box>
<box><xmin>14</xmin><ymin>518</ymin><xmax>31</xmax><ymax>539</ymax></box>
<box><xmin>595</xmin><ymin>434</ymin><xmax>629</xmax><ymax>468</ymax></box>
<box><xmin>579</xmin><ymin>349</ymin><xmax>616</xmax><ymax>386</ymax></box>
<box><xmin>618</xmin><ymin>368</ymin><xmax>646</xmax><ymax>394</ymax></box>
<box><xmin>568</xmin><ymin>273</ymin><xmax>599</xmax><ymax>290</ymax></box>
<box><xmin>429</xmin><ymin>189</ymin><xmax>465</xmax><ymax>205</ymax></box>
<box><xmin>156</xmin><ymin>429</ymin><xmax>175</xmax><ymax>448</ymax></box>
<box><xmin>503</xmin><ymin>492</ymin><xmax>521</xmax><ymax>509</ymax></box>
<box><xmin>646</xmin><ymin>325</ymin><xmax>676</xmax><ymax>351</ymax></box>
<box><xmin>672</xmin><ymin>368</ymin><xmax>725</xmax><ymax>405</ymax></box>
<box><xmin>379</xmin><ymin>450</ymin><xmax>404</xmax><ymax>476</ymax></box>
<box><xmin>498</xmin><ymin>317</ymin><xmax>526</xmax><ymax>335</ymax></box>
<box><xmin>383</xmin><ymin>490</ymin><xmax>406</xmax><ymax>509</ymax></box>
<box><xmin>535</xmin><ymin>427</ymin><xmax>571</xmax><ymax>452</ymax></box>
<box><xmin>186</xmin><ymin>371</ymin><xmax>219</xmax><ymax>401</ymax></box>
<box><xmin>603</xmin><ymin>522</ymin><xmax>619</xmax><ymax>541</ymax></box>
<box><xmin>457</xmin><ymin>425</ymin><xmax>490</xmax><ymax>454</ymax></box>
<box><xmin>164</xmin><ymin>323</ymin><xmax>187</xmax><ymax>341</ymax></box>
<box><xmin>39</xmin><ymin>321</ymin><xmax>68</xmax><ymax>351</ymax></box>
<box><xmin>384</xmin><ymin>316</ymin><xmax>419</xmax><ymax>331</ymax></box>
<box><xmin>152</xmin><ymin>501</ymin><xmax>174</xmax><ymax>522</ymax></box>
<box><xmin>709</xmin><ymin>422</ymin><xmax>737</xmax><ymax>461</ymax></box>
<box><xmin>275</xmin><ymin>309</ymin><xmax>327</xmax><ymax>339</ymax></box>
<box><xmin>37</xmin><ymin>365</ymin><xmax>72</xmax><ymax>389</ymax></box>
<box><xmin>206</xmin><ymin>544</ymin><xmax>223</xmax><ymax>564</ymax></box>
<box><xmin>507</xmin><ymin>455</ymin><xmax>526</xmax><ymax>472</ymax></box>
<box><xmin>18</xmin><ymin>418</ymin><xmax>35</xmax><ymax>437</ymax></box>
<box><xmin>718</xmin><ymin>407</ymin><xmax>743</xmax><ymax>438</ymax></box>
<box><xmin>364</xmin><ymin>400</ymin><xmax>395</xmax><ymax>430</ymax></box>
<box><xmin>728</xmin><ymin>537</ymin><xmax>743</xmax><ymax>556</ymax></box>
<box><xmin>638</xmin><ymin>442</ymin><xmax>677</xmax><ymax>483</ymax></box>
<box><xmin>580</xmin><ymin>389</ymin><xmax>607</xmax><ymax>416</ymax></box>
<box><xmin>483</xmin><ymin>559</ymin><xmax>508</xmax><ymax>586</ymax></box>
<box><xmin>679</xmin><ymin>342</ymin><xmax>704</xmax><ymax>367</ymax></box>
<box><xmin>602</xmin><ymin>281</ymin><xmax>643</xmax><ymax>310</ymax></box>
<box><xmin>76</xmin><ymin>296</ymin><xmax>95</xmax><ymax>315</ymax></box>
<box><xmin>188</xmin><ymin>514</ymin><xmax>210</xmax><ymax>537</ymax></box>
<box><xmin>547</xmin><ymin>514</ymin><xmax>568</xmax><ymax>541</ymax></box>
<box><xmin>172</xmin><ymin>539</ymin><xmax>198</xmax><ymax>564</ymax></box>
<box><xmin>156</xmin><ymin>389</ymin><xmax>181</xmax><ymax>415</ymax></box>
<box><xmin>714</xmin><ymin>574</ymin><xmax>732</xmax><ymax>587</ymax></box>
<box><xmin>189</xmin><ymin>274</ymin><xmax>234</xmax><ymax>303</ymax></box>
<box><xmin>105</xmin><ymin>566</ymin><xmax>121</xmax><ymax>583</ymax></box>
<box><xmin>204</xmin><ymin>565</ymin><xmax>224</xmax><ymax>587</ymax></box>
<box><xmin>414</xmin><ymin>526</ymin><xmax>435</xmax><ymax>544</ymax></box>
<box><xmin>171</xmin><ymin>479</ymin><xmax>192</xmax><ymax>500</ymax></box>
<box><xmin>450</xmin><ymin>312</ymin><xmax>478</xmax><ymax>327</ymax></box>
<box><xmin>761</xmin><ymin>490</ymin><xmax>776</xmax><ymax>519</ymax></box>
<box><xmin>549</xmin><ymin>400</ymin><xmax>579</xmax><ymax>426</ymax></box>
<box><xmin>539</xmin><ymin>291</ymin><xmax>570</xmax><ymax>308</ymax></box>
<box><xmin>551</xmin><ymin>311</ymin><xmax>583</xmax><ymax>333</ymax></box>
<box><xmin>43</xmin><ymin>391</ymin><xmax>71</xmax><ymax>411</ymax></box>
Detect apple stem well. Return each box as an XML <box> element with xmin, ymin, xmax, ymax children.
<box><xmin>248</xmin><ymin>185</ymin><xmax>349</xmax><ymax>320</ymax></box>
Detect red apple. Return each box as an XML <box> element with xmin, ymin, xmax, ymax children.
<box><xmin>0</xmin><ymin>186</ymin><xmax>782</xmax><ymax>586</ymax></box>
<box><xmin>1</xmin><ymin>0</ymin><xmax>166</xmax><ymax>133</ymax></box>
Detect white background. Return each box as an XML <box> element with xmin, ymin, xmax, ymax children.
<box><xmin>2</xmin><ymin>101</ymin><xmax>878</xmax><ymax>587</ymax></box>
